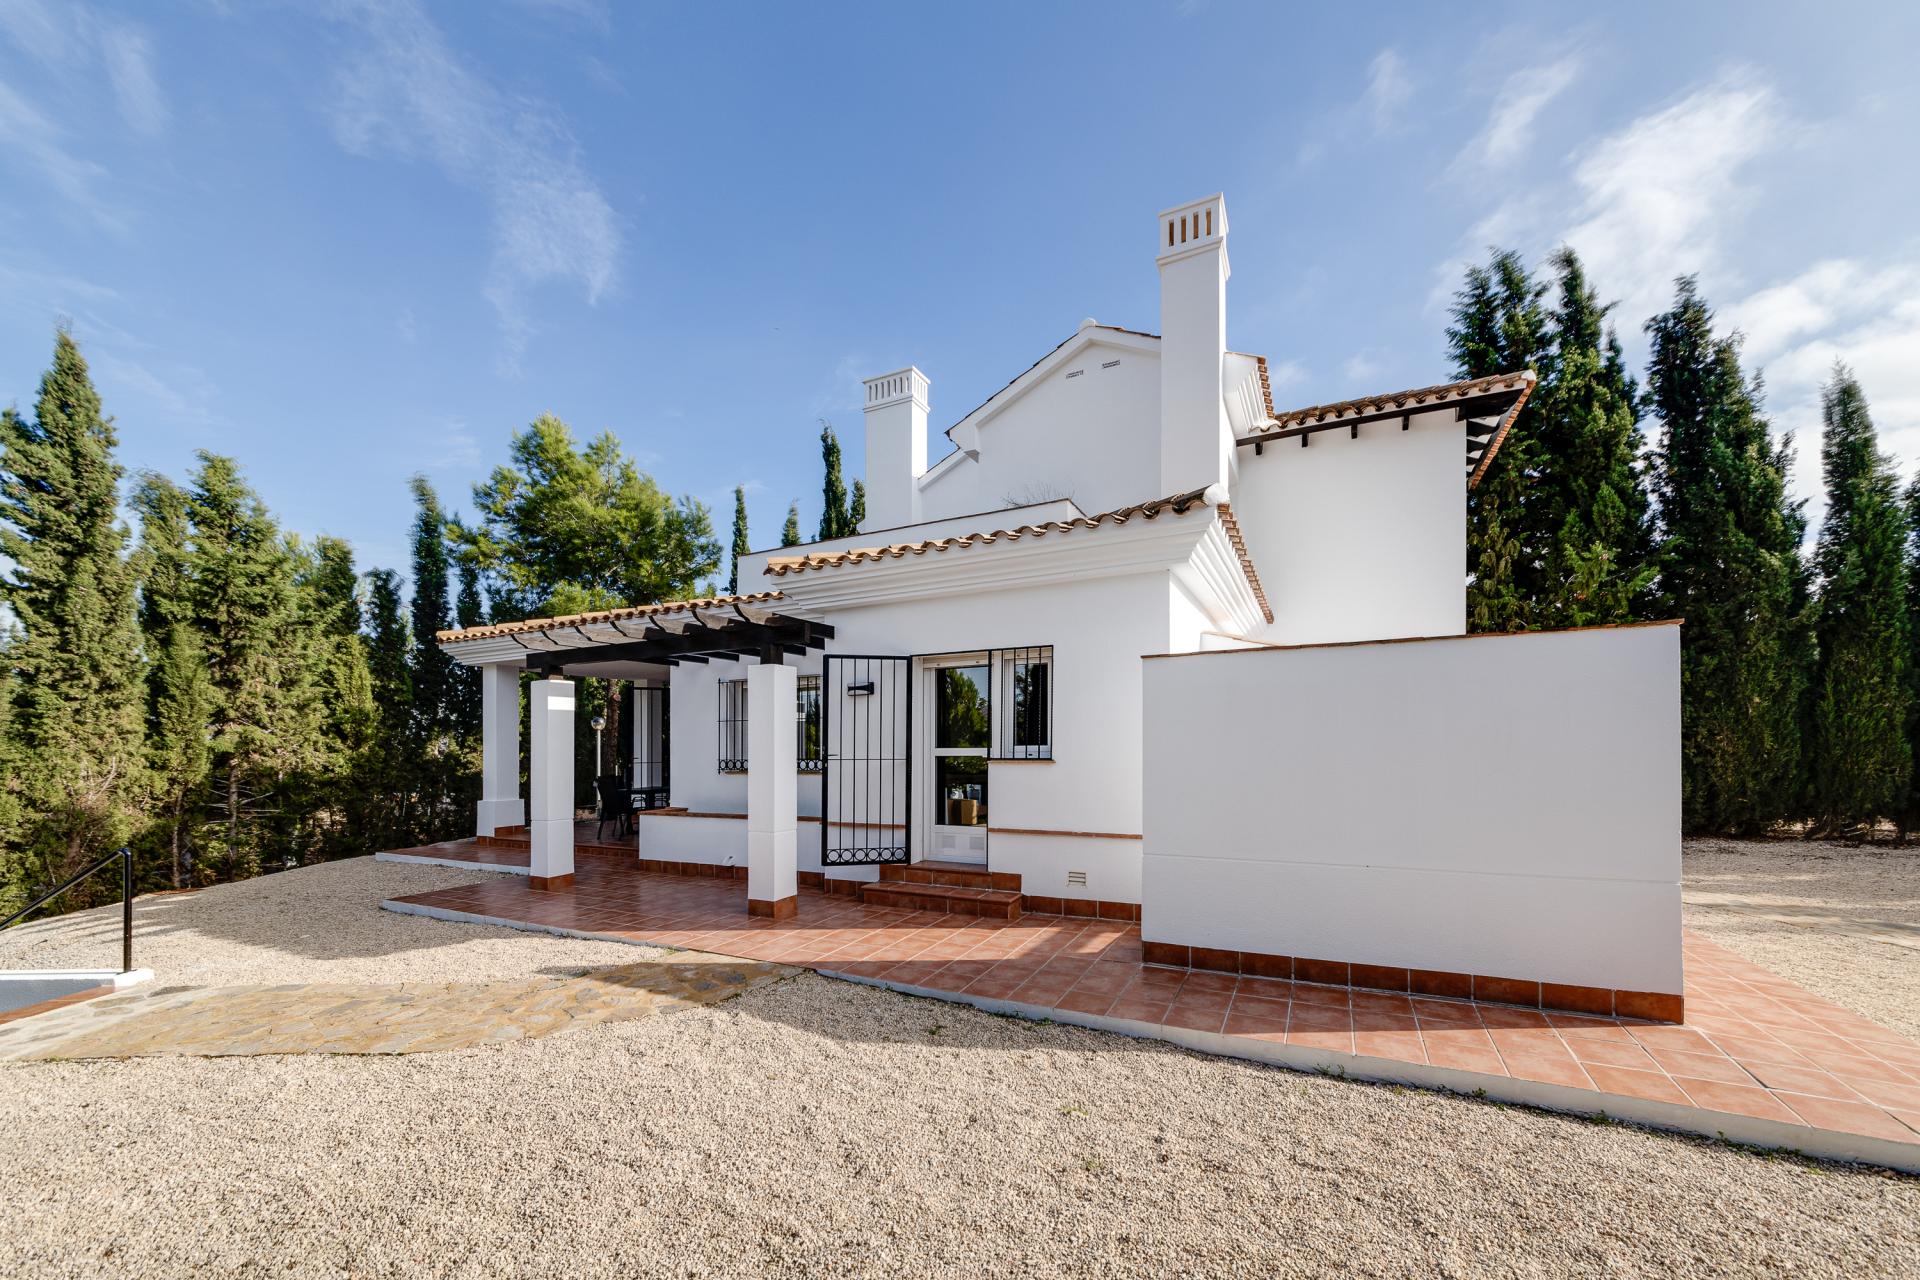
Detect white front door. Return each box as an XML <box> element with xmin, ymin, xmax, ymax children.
<box><xmin>925</xmin><ymin>657</ymin><xmax>990</xmax><ymax>864</ymax></box>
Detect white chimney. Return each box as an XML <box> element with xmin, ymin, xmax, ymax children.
<box><xmin>861</xmin><ymin>366</ymin><xmax>928</xmax><ymax>532</ymax></box>
<box><xmin>1157</xmin><ymin>194</ymin><xmax>1232</xmax><ymax>496</ymax></box>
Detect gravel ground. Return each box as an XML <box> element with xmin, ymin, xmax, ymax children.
<box><xmin>0</xmin><ymin>856</ymin><xmax>1916</xmax><ymax>1278</ymax></box>
<box><xmin>1683</xmin><ymin>837</ymin><xmax>1920</xmax><ymax>1040</ymax></box>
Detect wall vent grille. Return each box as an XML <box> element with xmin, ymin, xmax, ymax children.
<box><xmin>1066</xmin><ymin>870</ymin><xmax>1088</xmax><ymax>888</ymax></box>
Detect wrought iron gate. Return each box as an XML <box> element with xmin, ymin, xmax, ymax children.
<box><xmin>821</xmin><ymin>655</ymin><xmax>912</xmax><ymax>865</ymax></box>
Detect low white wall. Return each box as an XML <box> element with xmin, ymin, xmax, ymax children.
<box><xmin>1141</xmin><ymin>623</ymin><xmax>1682</xmax><ymax>995</ymax></box>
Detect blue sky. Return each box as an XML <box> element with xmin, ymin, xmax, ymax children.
<box><xmin>2</xmin><ymin>0</ymin><xmax>1916</xmax><ymax>581</ymax></box>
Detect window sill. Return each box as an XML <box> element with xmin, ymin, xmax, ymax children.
<box><xmin>988</xmin><ymin>756</ymin><xmax>1055</xmax><ymax>764</ymax></box>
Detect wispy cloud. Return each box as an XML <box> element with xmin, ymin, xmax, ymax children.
<box><xmin>1725</xmin><ymin>259</ymin><xmax>1920</xmax><ymax>518</ymax></box>
<box><xmin>0</xmin><ymin>79</ymin><xmax>121</xmax><ymax>229</ymax></box>
<box><xmin>1432</xmin><ymin>72</ymin><xmax>1786</xmax><ymax>321</ymax></box>
<box><xmin>97</xmin><ymin>22</ymin><xmax>166</xmax><ymax>137</ymax></box>
<box><xmin>0</xmin><ymin>1</ymin><xmax>169</xmax><ymax>137</ymax></box>
<box><xmin>1362</xmin><ymin>49</ymin><xmax>1411</xmax><ymax>135</ymax></box>
<box><xmin>1560</xmin><ymin>74</ymin><xmax>1782</xmax><ymax>318</ymax></box>
<box><xmin>1453</xmin><ymin>55</ymin><xmax>1579</xmax><ymax>172</ymax></box>
<box><xmin>325</xmin><ymin>0</ymin><xmax>622</xmax><ymax>373</ymax></box>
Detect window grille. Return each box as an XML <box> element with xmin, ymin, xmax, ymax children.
<box><xmin>994</xmin><ymin>645</ymin><xmax>1053</xmax><ymax>760</ymax></box>
<box><xmin>796</xmin><ymin>674</ymin><xmax>824</xmax><ymax>773</ymax></box>
<box><xmin>717</xmin><ymin>678</ymin><xmax>748</xmax><ymax>772</ymax></box>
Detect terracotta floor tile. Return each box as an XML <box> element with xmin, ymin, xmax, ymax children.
<box><xmin>1583</xmin><ymin>1063</ymin><xmax>1692</xmax><ymax>1105</ymax></box>
<box><xmin>1162</xmin><ymin>1004</ymin><xmax>1227</xmax><ymax>1034</ymax></box>
<box><xmin>1667</xmin><ymin>1080</ymin><xmax>1807</xmax><ymax>1127</ymax></box>
<box><xmin>1106</xmin><ymin>993</ymin><xmax>1174</xmax><ymax>1023</ymax></box>
<box><xmin>1423</xmin><ymin>1040</ymin><xmax>1508</xmax><ymax>1075</ymax></box>
<box><xmin>1289</xmin><ymin>983</ymin><xmax>1351</xmax><ymax>1010</ymax></box>
<box><xmin>1224</xmin><ymin>1008</ymin><xmax>1292</xmax><ymax>1037</ymax></box>
<box><xmin>1055</xmin><ymin>988</ymin><xmax>1117</xmax><ymax>1017</ymax></box>
<box><xmin>1766</xmin><ymin>1090</ymin><xmax>1920</xmax><ymax>1143</ymax></box>
<box><xmin>1500</xmin><ymin>1051</ymin><xmax>1594</xmax><ymax>1090</ymax></box>
<box><xmin>388</xmin><ymin>849</ymin><xmax>1920</xmax><ymax>1156</ymax></box>
<box><xmin>1640</xmin><ymin>1045</ymin><xmax>1756</xmax><ymax>1087</ymax></box>
<box><xmin>1352</xmin><ymin>1029</ymin><xmax>1427</xmax><ymax>1064</ymax></box>
<box><xmin>1285</xmin><ymin>1026</ymin><xmax>1353</xmax><ymax>1053</ymax></box>
<box><xmin>1568</xmin><ymin>1037</ymin><xmax>1659</xmax><ymax>1071</ymax></box>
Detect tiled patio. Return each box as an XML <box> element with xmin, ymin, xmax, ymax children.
<box><xmin>382</xmin><ymin>845</ymin><xmax>1920</xmax><ymax>1169</ymax></box>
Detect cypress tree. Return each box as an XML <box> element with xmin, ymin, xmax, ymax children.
<box><xmin>1902</xmin><ymin>479</ymin><xmax>1920</xmax><ymax>835</ymax></box>
<box><xmin>448</xmin><ymin>558</ymin><xmax>485</xmax><ymax>734</ymax></box>
<box><xmin>363</xmin><ymin>567</ymin><xmax>414</xmax><ymax>841</ymax></box>
<box><xmin>1807</xmin><ymin>367</ymin><xmax>1908</xmax><ymax>833</ymax></box>
<box><xmin>818</xmin><ymin>421</ymin><xmax>848</xmax><ymax>540</ymax></box>
<box><xmin>183</xmin><ymin>452</ymin><xmax>317</xmax><ymax>879</ymax></box>
<box><xmin>781</xmin><ymin>502</ymin><xmax>801</xmax><ymax>547</ymax></box>
<box><xmin>407</xmin><ymin>476</ymin><xmax>455</xmax><ymax>741</ymax></box>
<box><xmin>1536</xmin><ymin>249</ymin><xmax>1656</xmax><ymax>625</ymax></box>
<box><xmin>0</xmin><ymin>332</ymin><xmax>146</xmax><ymax>906</ymax></box>
<box><xmin>848</xmin><ymin>479</ymin><xmax>867</xmax><ymax>533</ymax></box>
<box><xmin>1449</xmin><ymin>252</ymin><xmax>1549</xmax><ymax>632</ymax></box>
<box><xmin>1647</xmin><ymin>279</ymin><xmax>1810</xmax><ymax>834</ymax></box>
<box><xmin>132</xmin><ymin>473</ymin><xmax>211</xmax><ymax>889</ymax></box>
<box><xmin>728</xmin><ymin>485</ymin><xmax>749</xmax><ymax>594</ymax></box>
<box><xmin>293</xmin><ymin>535</ymin><xmax>378</xmax><ymax>858</ymax></box>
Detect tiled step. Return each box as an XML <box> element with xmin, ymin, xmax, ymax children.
<box><xmin>475</xmin><ymin>833</ymin><xmax>635</xmax><ymax>858</ymax></box>
<box><xmin>861</xmin><ymin>881</ymin><xmax>1022</xmax><ymax>920</ymax></box>
<box><xmin>877</xmin><ymin>860</ymin><xmax>1021</xmax><ymax>893</ymax></box>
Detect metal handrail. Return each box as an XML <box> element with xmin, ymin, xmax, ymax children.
<box><xmin>0</xmin><ymin>846</ymin><xmax>134</xmax><ymax>974</ymax></box>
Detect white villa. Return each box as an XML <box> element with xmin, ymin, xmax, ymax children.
<box><xmin>436</xmin><ymin>194</ymin><xmax>1682</xmax><ymax>1022</ymax></box>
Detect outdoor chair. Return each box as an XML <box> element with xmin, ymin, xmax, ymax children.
<box><xmin>594</xmin><ymin>774</ymin><xmax>633</xmax><ymax>842</ymax></box>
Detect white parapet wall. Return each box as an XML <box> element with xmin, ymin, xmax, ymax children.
<box><xmin>1141</xmin><ymin>622</ymin><xmax>1682</xmax><ymax>999</ymax></box>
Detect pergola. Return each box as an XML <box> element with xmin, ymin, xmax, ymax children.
<box><xmin>437</xmin><ymin>594</ymin><xmax>831</xmax><ymax>916</ymax></box>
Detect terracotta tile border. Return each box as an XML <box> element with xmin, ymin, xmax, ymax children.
<box><xmin>1141</xmin><ymin>939</ymin><xmax>1683</xmax><ymax>1024</ymax></box>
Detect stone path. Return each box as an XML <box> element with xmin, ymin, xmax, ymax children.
<box><xmin>0</xmin><ymin>952</ymin><xmax>791</xmax><ymax>1061</ymax></box>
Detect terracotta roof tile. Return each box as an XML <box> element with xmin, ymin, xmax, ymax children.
<box><xmin>1257</xmin><ymin>371</ymin><xmax>1535</xmax><ymax>433</ymax></box>
<box><xmin>763</xmin><ymin>487</ymin><xmax>1273</xmax><ymax>624</ymax></box>
<box><xmin>436</xmin><ymin>591</ymin><xmax>786</xmax><ymax>645</ymax></box>
<box><xmin>764</xmin><ymin>489</ymin><xmax>1213</xmax><ymax>577</ymax></box>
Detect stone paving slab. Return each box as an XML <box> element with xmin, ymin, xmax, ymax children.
<box><xmin>0</xmin><ymin>952</ymin><xmax>791</xmax><ymax>1061</ymax></box>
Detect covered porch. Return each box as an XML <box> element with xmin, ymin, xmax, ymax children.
<box><xmin>436</xmin><ymin>594</ymin><xmax>832</xmax><ymax>913</ymax></box>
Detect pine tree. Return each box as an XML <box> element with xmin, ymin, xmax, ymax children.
<box><xmin>1449</xmin><ymin>252</ymin><xmax>1549</xmax><ymax>632</ymax></box>
<box><xmin>363</xmin><ymin>568</ymin><xmax>414</xmax><ymax>842</ymax></box>
<box><xmin>1902</xmin><ymin>480</ymin><xmax>1920</xmax><ymax>835</ymax></box>
<box><xmin>781</xmin><ymin>502</ymin><xmax>801</xmax><ymax>547</ymax></box>
<box><xmin>293</xmin><ymin>535</ymin><xmax>377</xmax><ymax>859</ymax></box>
<box><xmin>848</xmin><ymin>479</ymin><xmax>867</xmax><ymax>533</ymax></box>
<box><xmin>448</xmin><ymin>558</ymin><xmax>485</xmax><ymax>733</ymax></box>
<box><xmin>1535</xmin><ymin>249</ymin><xmax>1656</xmax><ymax>625</ymax></box>
<box><xmin>818</xmin><ymin>420</ymin><xmax>848</xmax><ymax>540</ymax></box>
<box><xmin>0</xmin><ymin>332</ymin><xmax>147</xmax><ymax>908</ymax></box>
<box><xmin>132</xmin><ymin>473</ymin><xmax>211</xmax><ymax>889</ymax></box>
<box><xmin>407</xmin><ymin>476</ymin><xmax>456</xmax><ymax>741</ymax></box>
<box><xmin>1647</xmin><ymin>279</ymin><xmax>1810</xmax><ymax>834</ymax></box>
<box><xmin>183</xmin><ymin>453</ymin><xmax>319</xmax><ymax>879</ymax></box>
<box><xmin>728</xmin><ymin>486</ymin><xmax>749</xmax><ymax>594</ymax></box>
<box><xmin>1807</xmin><ymin>367</ymin><xmax>1908</xmax><ymax>833</ymax></box>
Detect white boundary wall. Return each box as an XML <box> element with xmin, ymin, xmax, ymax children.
<box><xmin>1141</xmin><ymin>623</ymin><xmax>1682</xmax><ymax>995</ymax></box>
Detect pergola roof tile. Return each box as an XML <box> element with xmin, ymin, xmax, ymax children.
<box><xmin>436</xmin><ymin>591</ymin><xmax>787</xmax><ymax>646</ymax></box>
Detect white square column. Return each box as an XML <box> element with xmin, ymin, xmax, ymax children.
<box><xmin>476</xmin><ymin>663</ymin><xmax>525</xmax><ymax>837</ymax></box>
<box><xmin>528</xmin><ymin>675</ymin><xmax>576</xmax><ymax>890</ymax></box>
<box><xmin>746</xmin><ymin>662</ymin><xmax>798</xmax><ymax>919</ymax></box>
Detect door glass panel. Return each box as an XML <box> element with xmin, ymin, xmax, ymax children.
<box><xmin>936</xmin><ymin>755</ymin><xmax>988</xmax><ymax>826</ymax></box>
<box><xmin>935</xmin><ymin>665</ymin><xmax>990</xmax><ymax>749</ymax></box>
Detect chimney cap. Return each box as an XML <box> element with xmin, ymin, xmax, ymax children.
<box><xmin>862</xmin><ymin>366</ymin><xmax>930</xmax><ymax>412</ymax></box>
<box><xmin>1157</xmin><ymin>193</ymin><xmax>1228</xmax><ymax>263</ymax></box>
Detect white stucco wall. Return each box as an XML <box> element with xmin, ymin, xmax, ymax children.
<box><xmin>1230</xmin><ymin>407</ymin><xmax>1465</xmax><ymax>645</ymax></box>
<box><xmin>1140</xmin><ymin>623</ymin><xmax>1682</xmax><ymax>995</ymax></box>
<box><xmin>915</xmin><ymin>337</ymin><xmax>1163</xmax><ymax>521</ymax></box>
<box><xmin>654</xmin><ymin>570</ymin><xmax>1177</xmax><ymax>904</ymax></box>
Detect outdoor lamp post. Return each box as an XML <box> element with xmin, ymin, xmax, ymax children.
<box><xmin>591</xmin><ymin>713</ymin><xmax>606</xmax><ymax>778</ymax></box>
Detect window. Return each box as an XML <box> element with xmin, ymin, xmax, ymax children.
<box><xmin>796</xmin><ymin>674</ymin><xmax>823</xmax><ymax>773</ymax></box>
<box><xmin>996</xmin><ymin>646</ymin><xmax>1052</xmax><ymax>759</ymax></box>
<box><xmin>717</xmin><ymin>679</ymin><xmax>748</xmax><ymax>772</ymax></box>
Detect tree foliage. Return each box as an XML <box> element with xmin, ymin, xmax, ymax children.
<box><xmin>1646</xmin><ymin>279</ymin><xmax>1811</xmax><ymax>834</ymax></box>
<box><xmin>0</xmin><ymin>333</ymin><xmax>147</xmax><ymax>908</ymax></box>
<box><xmin>729</xmin><ymin>485</ymin><xmax>749</xmax><ymax>594</ymax></box>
